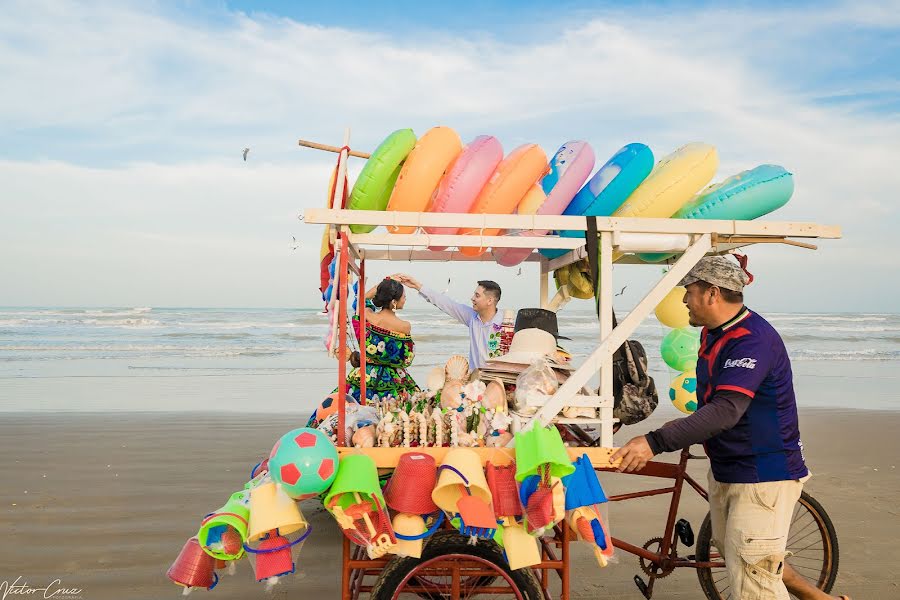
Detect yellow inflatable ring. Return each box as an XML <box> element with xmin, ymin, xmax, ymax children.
<box><xmin>458</xmin><ymin>144</ymin><xmax>548</xmax><ymax>256</ymax></box>
<box><xmin>347</xmin><ymin>129</ymin><xmax>417</xmax><ymax>234</ymax></box>
<box><xmin>387</xmin><ymin>126</ymin><xmax>463</xmax><ymax>234</ymax></box>
<box><xmin>614</xmin><ymin>142</ymin><xmax>718</xmax><ymax>219</ymax></box>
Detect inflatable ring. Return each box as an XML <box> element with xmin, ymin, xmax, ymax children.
<box><xmin>638</xmin><ymin>164</ymin><xmax>794</xmax><ymax>262</ymax></box>
<box><xmin>387</xmin><ymin>126</ymin><xmax>463</xmax><ymax>234</ymax></box>
<box><xmin>458</xmin><ymin>144</ymin><xmax>548</xmax><ymax>256</ymax></box>
<box><xmin>494</xmin><ymin>141</ymin><xmax>595</xmax><ymax>267</ymax></box>
<box><xmin>425</xmin><ymin>135</ymin><xmax>504</xmax><ymax>246</ymax></box>
<box><xmin>347</xmin><ymin>129</ymin><xmax>417</xmax><ymax>234</ymax></box>
<box><xmin>542</xmin><ymin>143</ymin><xmax>654</xmax><ymax>260</ymax></box>
<box><xmin>614</xmin><ymin>142</ymin><xmax>718</xmax><ymax>219</ymax></box>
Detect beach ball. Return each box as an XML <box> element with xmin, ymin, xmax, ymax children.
<box><xmin>269</xmin><ymin>428</ymin><xmax>339</xmax><ymax>499</ymax></box>
<box><xmin>660</xmin><ymin>327</ymin><xmax>700</xmax><ymax>371</ymax></box>
<box><xmin>655</xmin><ymin>287</ymin><xmax>690</xmax><ymax>329</ymax></box>
<box><xmin>669</xmin><ymin>371</ymin><xmax>697</xmax><ymax>414</ymax></box>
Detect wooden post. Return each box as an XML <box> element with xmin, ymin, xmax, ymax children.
<box><xmin>337</xmin><ymin>228</ymin><xmax>349</xmax><ymax>447</ymax></box>
<box><xmin>599</xmin><ymin>231</ymin><xmax>614</xmax><ymax>447</ymax></box>
<box><xmin>358</xmin><ymin>256</ymin><xmax>367</xmax><ymax>405</ymax></box>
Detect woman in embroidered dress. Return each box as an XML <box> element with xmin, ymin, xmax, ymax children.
<box><xmin>308</xmin><ymin>277</ymin><xmax>419</xmax><ymax>427</ymax></box>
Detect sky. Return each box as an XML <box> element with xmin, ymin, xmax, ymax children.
<box><xmin>1</xmin><ymin>0</ymin><xmax>898</xmax><ymax>312</ymax></box>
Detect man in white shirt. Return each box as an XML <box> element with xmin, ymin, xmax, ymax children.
<box><xmin>397</xmin><ymin>275</ymin><xmax>504</xmax><ymax>370</ymax></box>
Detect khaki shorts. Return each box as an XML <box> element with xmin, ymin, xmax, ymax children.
<box><xmin>707</xmin><ymin>470</ymin><xmax>808</xmax><ymax>600</ymax></box>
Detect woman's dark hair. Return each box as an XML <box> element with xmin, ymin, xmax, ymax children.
<box><xmin>372</xmin><ymin>278</ymin><xmax>404</xmax><ymax>309</ymax></box>
<box><xmin>477</xmin><ymin>280</ymin><xmax>501</xmax><ymax>303</ymax></box>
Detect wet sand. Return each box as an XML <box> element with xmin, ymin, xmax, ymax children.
<box><xmin>0</xmin><ymin>409</ymin><xmax>895</xmax><ymax>599</ymax></box>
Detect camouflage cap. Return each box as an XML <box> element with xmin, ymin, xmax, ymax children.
<box><xmin>679</xmin><ymin>255</ymin><xmax>750</xmax><ymax>292</ymax></box>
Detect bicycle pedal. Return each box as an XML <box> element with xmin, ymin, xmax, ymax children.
<box><xmin>633</xmin><ymin>575</ymin><xmax>651</xmax><ymax>599</ymax></box>
<box><xmin>675</xmin><ymin>518</ymin><xmax>694</xmax><ymax>547</ymax></box>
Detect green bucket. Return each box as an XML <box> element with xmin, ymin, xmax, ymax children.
<box><xmin>324</xmin><ymin>454</ymin><xmax>384</xmax><ymax>512</ymax></box>
<box><xmin>196</xmin><ymin>490</ymin><xmax>250</xmax><ymax>560</ymax></box>
<box><xmin>514</xmin><ymin>426</ymin><xmax>575</xmax><ymax>482</ymax></box>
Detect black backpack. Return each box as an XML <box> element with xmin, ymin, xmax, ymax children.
<box><xmin>585</xmin><ymin>217</ymin><xmax>659</xmax><ymax>425</ymax></box>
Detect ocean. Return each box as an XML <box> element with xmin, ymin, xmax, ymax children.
<box><xmin>1</xmin><ymin>307</ymin><xmax>897</xmax><ymax>413</ymax></box>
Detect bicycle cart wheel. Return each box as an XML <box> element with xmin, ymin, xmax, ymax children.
<box><xmin>696</xmin><ymin>491</ymin><xmax>839</xmax><ymax>600</ymax></box>
<box><xmin>369</xmin><ymin>531</ymin><xmax>543</xmax><ymax>600</ymax></box>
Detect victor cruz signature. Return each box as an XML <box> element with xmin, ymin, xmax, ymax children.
<box><xmin>0</xmin><ymin>577</ymin><xmax>83</xmax><ymax>600</ymax></box>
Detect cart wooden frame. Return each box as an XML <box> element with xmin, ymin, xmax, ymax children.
<box><xmin>301</xmin><ymin>136</ymin><xmax>842</xmax><ymax>600</ymax></box>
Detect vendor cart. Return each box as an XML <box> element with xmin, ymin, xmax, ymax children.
<box><xmin>301</xmin><ymin>134</ymin><xmax>842</xmax><ymax>600</ymax></box>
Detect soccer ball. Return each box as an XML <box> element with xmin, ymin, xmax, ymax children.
<box><xmin>660</xmin><ymin>327</ymin><xmax>700</xmax><ymax>371</ymax></box>
<box><xmin>268</xmin><ymin>428</ymin><xmax>339</xmax><ymax>499</ymax></box>
<box><xmin>669</xmin><ymin>371</ymin><xmax>698</xmax><ymax>414</ymax></box>
<box><xmin>315</xmin><ymin>392</ymin><xmax>355</xmax><ymax>423</ymax></box>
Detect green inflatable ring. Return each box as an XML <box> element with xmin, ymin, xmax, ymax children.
<box><xmin>348</xmin><ymin>129</ymin><xmax>417</xmax><ymax>233</ymax></box>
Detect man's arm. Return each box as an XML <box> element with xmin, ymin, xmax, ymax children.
<box><xmin>611</xmin><ymin>390</ymin><xmax>751</xmax><ymax>472</ymax></box>
<box><xmin>398</xmin><ymin>274</ymin><xmax>474</xmax><ymax>326</ymax></box>
<box><xmin>645</xmin><ymin>390</ymin><xmax>752</xmax><ymax>454</ymax></box>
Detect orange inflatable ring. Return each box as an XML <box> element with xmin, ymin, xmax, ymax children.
<box><xmin>386</xmin><ymin>126</ymin><xmax>463</xmax><ymax>234</ymax></box>
<box><xmin>457</xmin><ymin>144</ymin><xmax>548</xmax><ymax>256</ymax></box>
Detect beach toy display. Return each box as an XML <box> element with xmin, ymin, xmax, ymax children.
<box><xmin>386</xmin><ymin>126</ymin><xmax>463</xmax><ymax>234</ymax></box>
<box><xmin>425</xmin><ymin>135</ymin><xmax>504</xmax><ymax>247</ymax></box>
<box><xmin>243</xmin><ymin>522</ymin><xmax>313</xmax><ymax>585</ymax></box>
<box><xmin>248</xmin><ymin>480</ymin><xmax>308</xmax><ymax>541</ymax></box>
<box><xmin>515</xmin><ymin>425</ymin><xmax>575</xmax><ymax>536</ymax></box>
<box><xmin>562</xmin><ymin>455</ymin><xmax>613</xmax><ymax>567</ymax></box>
<box><xmin>347</xmin><ymin>128</ymin><xmax>417</xmax><ymax>233</ymax></box>
<box><xmin>670</xmin><ymin>370</ymin><xmax>698</xmax><ymax>414</ymax></box>
<box><xmin>197</xmin><ymin>490</ymin><xmax>250</xmax><ymax>561</ymax></box>
<box><xmin>384</xmin><ymin>452</ymin><xmax>442</xmax><ymax>558</ymax></box>
<box><xmin>494</xmin><ymin>141</ymin><xmax>595</xmax><ymax>267</ymax></box>
<box><xmin>268</xmin><ymin>427</ymin><xmax>339</xmax><ymax>500</ymax></box>
<box><xmin>167</xmin><ymin>536</ymin><xmax>219</xmax><ymax>591</ymax></box>
<box><xmin>542</xmin><ymin>142</ymin><xmax>654</xmax><ymax>259</ymax></box>
<box><xmin>326</xmin><ymin>454</ymin><xmax>397</xmax><ymax>558</ymax></box>
<box><xmin>432</xmin><ymin>449</ymin><xmax>497</xmax><ymax>542</ymax></box>
<box><xmin>654</xmin><ymin>283</ymin><xmax>699</xmax><ymax>414</ymax></box>
<box><xmin>457</xmin><ymin>144</ymin><xmax>549</xmax><ymax>256</ymax></box>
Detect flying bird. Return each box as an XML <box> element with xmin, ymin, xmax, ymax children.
<box><xmin>516</xmin><ymin>267</ymin><xmax>522</xmax><ymax>276</ymax></box>
<box><xmin>615</xmin><ymin>286</ymin><xmax>627</xmax><ymax>297</ymax></box>
<box><xmin>242</xmin><ymin>148</ymin><xmax>250</xmax><ymax>161</ymax></box>
<box><xmin>290</xmin><ymin>235</ymin><xmax>299</xmax><ymax>251</ymax></box>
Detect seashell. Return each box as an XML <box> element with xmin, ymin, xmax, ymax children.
<box><xmin>482</xmin><ymin>379</ymin><xmax>506</xmax><ymax>410</ymax></box>
<box><xmin>444</xmin><ymin>355</ymin><xmax>470</xmax><ymax>383</ymax></box>
<box><xmin>440</xmin><ymin>381</ymin><xmax>463</xmax><ymax>410</ymax></box>
<box><xmin>486</xmin><ymin>431</ymin><xmax>514</xmax><ymax>448</ymax></box>
<box><xmin>352</xmin><ymin>424</ymin><xmax>376</xmax><ymax>448</ymax></box>
<box><xmin>425</xmin><ymin>366</ymin><xmax>446</xmax><ymax>395</ymax></box>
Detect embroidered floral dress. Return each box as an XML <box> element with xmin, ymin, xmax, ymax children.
<box><xmin>308</xmin><ymin>313</ymin><xmax>419</xmax><ymax>427</ymax></box>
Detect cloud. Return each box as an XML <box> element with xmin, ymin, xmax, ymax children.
<box><xmin>0</xmin><ymin>0</ymin><xmax>898</xmax><ymax>309</ymax></box>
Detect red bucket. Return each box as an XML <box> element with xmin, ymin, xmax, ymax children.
<box><xmin>167</xmin><ymin>537</ymin><xmax>217</xmax><ymax>589</ymax></box>
<box><xmin>486</xmin><ymin>462</ymin><xmax>522</xmax><ymax>518</ymax></box>
<box><xmin>384</xmin><ymin>452</ymin><xmax>439</xmax><ymax>515</ymax></box>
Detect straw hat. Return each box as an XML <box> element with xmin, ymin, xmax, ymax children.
<box><xmin>383</xmin><ymin>452</ymin><xmax>439</xmax><ymax>515</ymax></box>
<box><xmin>431</xmin><ymin>448</ymin><xmax>492</xmax><ymax>513</ymax></box>
<box><xmin>248</xmin><ymin>481</ymin><xmax>308</xmax><ymax>541</ymax></box>
<box><xmin>487</xmin><ymin>329</ymin><xmax>573</xmax><ymax>370</ymax></box>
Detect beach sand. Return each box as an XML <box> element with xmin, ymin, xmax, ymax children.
<box><xmin>1</xmin><ymin>409</ymin><xmax>895</xmax><ymax>599</ymax></box>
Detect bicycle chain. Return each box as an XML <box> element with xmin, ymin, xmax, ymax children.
<box><xmin>639</xmin><ymin>537</ymin><xmax>676</xmax><ymax>579</ymax></box>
